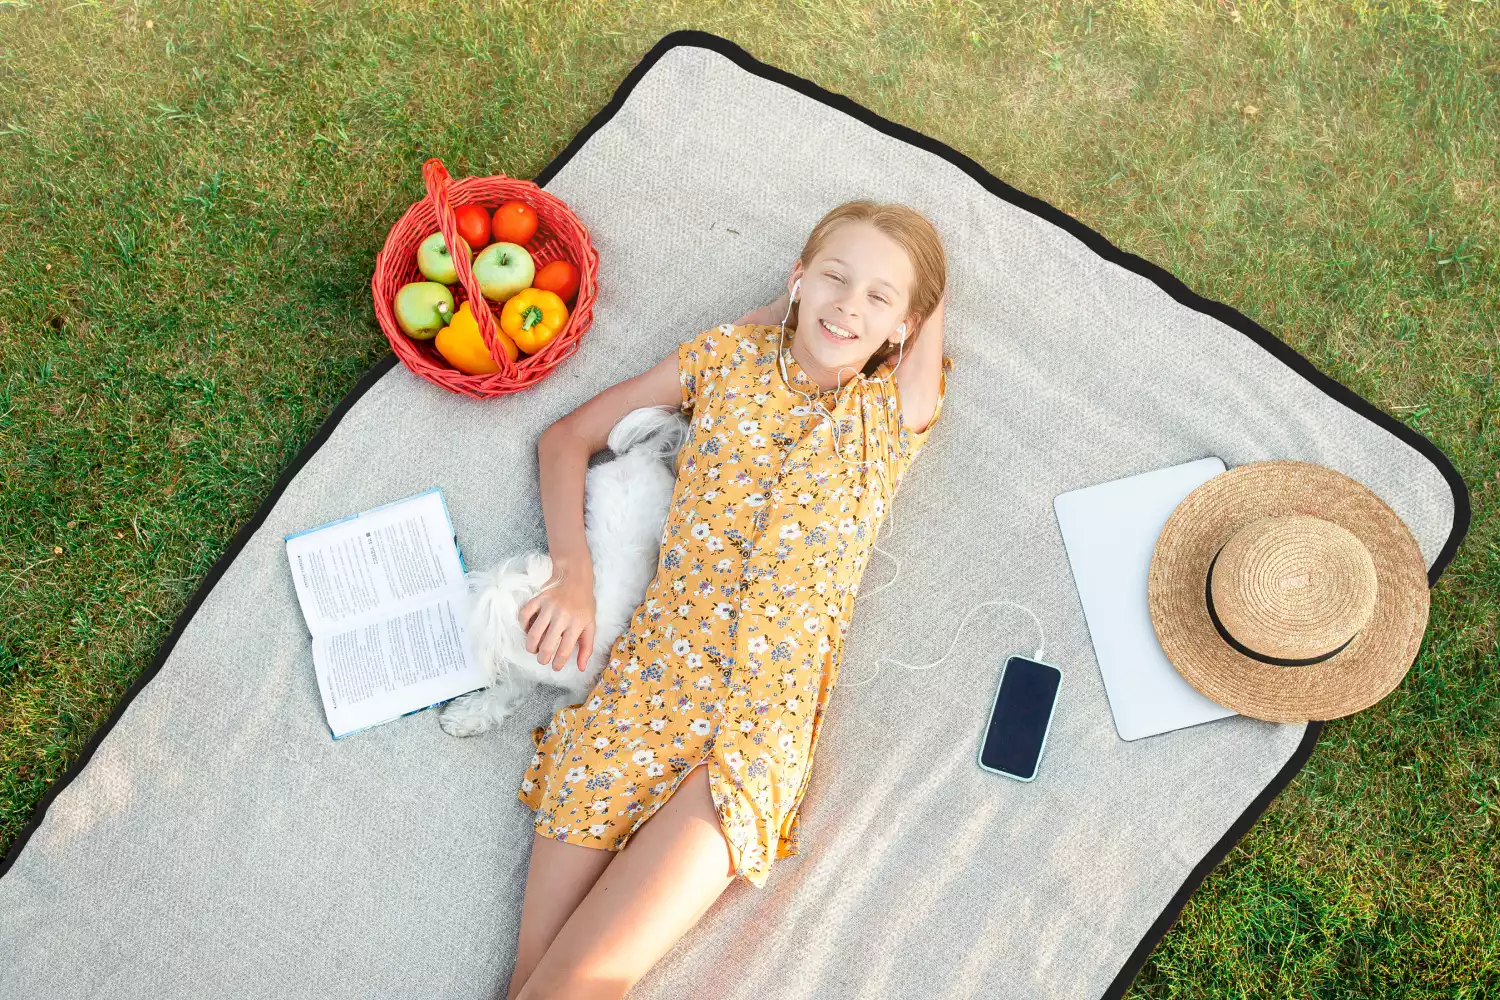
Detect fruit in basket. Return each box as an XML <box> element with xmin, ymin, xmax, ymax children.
<box><xmin>454</xmin><ymin>204</ymin><xmax>492</xmax><ymax>251</ymax></box>
<box><xmin>394</xmin><ymin>281</ymin><xmax>455</xmax><ymax>340</ymax></box>
<box><xmin>435</xmin><ymin>300</ymin><xmax>517</xmax><ymax>374</ymax></box>
<box><xmin>533</xmin><ymin>259</ymin><xmax>580</xmax><ymax>305</ymax></box>
<box><xmin>417</xmin><ymin>232</ymin><xmax>467</xmax><ymax>284</ymax></box>
<box><xmin>500</xmin><ymin>288</ymin><xmax>569</xmax><ymax>355</ymax></box>
<box><xmin>491</xmin><ymin>200</ymin><xmax>538</xmax><ymax>245</ymax></box>
<box><xmin>472</xmin><ymin>242</ymin><xmax>535</xmax><ymax>301</ymax></box>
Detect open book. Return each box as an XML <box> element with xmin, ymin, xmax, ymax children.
<box><xmin>284</xmin><ymin>487</ymin><xmax>488</xmax><ymax>740</ymax></box>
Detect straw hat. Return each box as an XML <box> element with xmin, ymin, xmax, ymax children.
<box><xmin>1146</xmin><ymin>460</ymin><xmax>1430</xmax><ymax>723</ymax></box>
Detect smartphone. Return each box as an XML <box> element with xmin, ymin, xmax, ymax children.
<box><xmin>978</xmin><ymin>655</ymin><xmax>1063</xmax><ymax>782</ymax></box>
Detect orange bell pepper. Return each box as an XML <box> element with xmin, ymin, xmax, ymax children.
<box><xmin>500</xmin><ymin>287</ymin><xmax>569</xmax><ymax>354</ymax></box>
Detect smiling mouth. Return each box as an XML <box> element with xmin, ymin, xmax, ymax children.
<box><xmin>820</xmin><ymin>317</ymin><xmax>857</xmax><ymax>341</ymax></box>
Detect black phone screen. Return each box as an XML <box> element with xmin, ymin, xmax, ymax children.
<box><xmin>980</xmin><ymin>656</ymin><xmax>1062</xmax><ymax>780</ymax></box>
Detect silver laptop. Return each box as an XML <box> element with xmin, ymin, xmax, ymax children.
<box><xmin>1053</xmin><ymin>456</ymin><xmax>1239</xmax><ymax>741</ymax></box>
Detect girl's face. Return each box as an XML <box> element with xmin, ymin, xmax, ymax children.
<box><xmin>789</xmin><ymin>220</ymin><xmax>917</xmax><ymax>381</ymax></box>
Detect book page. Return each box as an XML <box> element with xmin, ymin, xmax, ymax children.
<box><xmin>311</xmin><ymin>594</ymin><xmax>488</xmax><ymax>740</ymax></box>
<box><xmin>286</xmin><ymin>488</ymin><xmax>466</xmax><ymax>638</ymax></box>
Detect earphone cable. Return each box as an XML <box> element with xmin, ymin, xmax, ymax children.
<box><xmin>772</xmin><ymin>284</ymin><xmax>1048</xmax><ymax>686</ymax></box>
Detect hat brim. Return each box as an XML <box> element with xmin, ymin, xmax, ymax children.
<box><xmin>1147</xmin><ymin>460</ymin><xmax>1430</xmax><ymax>722</ymax></box>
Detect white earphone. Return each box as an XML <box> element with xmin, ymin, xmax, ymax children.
<box><xmin>776</xmin><ymin>276</ymin><xmax>1047</xmax><ymax>689</ymax></box>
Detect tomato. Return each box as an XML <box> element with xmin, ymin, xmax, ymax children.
<box><xmin>492</xmin><ymin>200</ymin><xmax>538</xmax><ymax>245</ymax></box>
<box><xmin>454</xmin><ymin>204</ymin><xmax>491</xmax><ymax>251</ymax></box>
<box><xmin>533</xmin><ymin>259</ymin><xmax>580</xmax><ymax>304</ymax></box>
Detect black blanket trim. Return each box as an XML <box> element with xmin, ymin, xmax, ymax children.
<box><xmin>1</xmin><ymin>28</ymin><xmax>1471</xmax><ymax>1000</ymax></box>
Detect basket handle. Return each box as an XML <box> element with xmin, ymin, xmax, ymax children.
<box><xmin>422</xmin><ymin>157</ymin><xmax>520</xmax><ymax>379</ymax></box>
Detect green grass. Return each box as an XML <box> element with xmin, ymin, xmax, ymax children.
<box><xmin>1</xmin><ymin>0</ymin><xmax>1496</xmax><ymax>994</ymax></box>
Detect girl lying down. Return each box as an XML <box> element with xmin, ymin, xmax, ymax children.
<box><xmin>506</xmin><ymin>199</ymin><xmax>949</xmax><ymax>1000</ymax></box>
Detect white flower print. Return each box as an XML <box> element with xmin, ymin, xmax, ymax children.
<box><xmin>518</xmin><ymin>324</ymin><xmax>945</xmax><ymax>891</ymax></box>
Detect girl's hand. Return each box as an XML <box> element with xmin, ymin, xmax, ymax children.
<box><xmin>520</xmin><ymin>562</ymin><xmax>597</xmax><ymax>672</ymax></box>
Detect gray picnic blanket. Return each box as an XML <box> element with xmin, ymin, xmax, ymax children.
<box><xmin>0</xmin><ymin>32</ymin><xmax>1465</xmax><ymax>1000</ymax></box>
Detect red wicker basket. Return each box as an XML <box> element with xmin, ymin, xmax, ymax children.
<box><xmin>372</xmin><ymin>158</ymin><xmax>599</xmax><ymax>398</ymax></box>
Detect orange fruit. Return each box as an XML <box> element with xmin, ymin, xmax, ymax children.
<box><xmin>491</xmin><ymin>200</ymin><xmax>538</xmax><ymax>245</ymax></box>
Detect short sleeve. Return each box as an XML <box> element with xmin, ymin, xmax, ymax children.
<box><xmin>885</xmin><ymin>356</ymin><xmax>950</xmax><ymax>484</ymax></box>
<box><xmin>676</xmin><ymin>324</ymin><xmax>731</xmax><ymax>417</ymax></box>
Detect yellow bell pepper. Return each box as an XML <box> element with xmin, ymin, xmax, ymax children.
<box><xmin>435</xmin><ymin>300</ymin><xmax>517</xmax><ymax>375</ymax></box>
<box><xmin>500</xmin><ymin>287</ymin><xmax>569</xmax><ymax>354</ymax></box>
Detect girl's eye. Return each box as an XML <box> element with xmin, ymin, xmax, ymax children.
<box><xmin>824</xmin><ymin>272</ymin><xmax>844</xmax><ymax>283</ymax></box>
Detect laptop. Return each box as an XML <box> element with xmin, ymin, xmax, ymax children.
<box><xmin>1053</xmin><ymin>456</ymin><xmax>1239</xmax><ymax>741</ymax></box>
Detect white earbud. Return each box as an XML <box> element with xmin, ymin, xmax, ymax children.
<box><xmin>792</xmin><ymin>278</ymin><xmax>801</xmax><ymax>301</ymax></box>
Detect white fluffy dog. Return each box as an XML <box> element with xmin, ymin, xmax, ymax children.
<box><xmin>438</xmin><ymin>405</ymin><xmax>688</xmax><ymax>738</ymax></box>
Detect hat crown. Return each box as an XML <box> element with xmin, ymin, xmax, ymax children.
<box><xmin>1208</xmin><ymin>514</ymin><xmax>1378</xmax><ymax>662</ymax></box>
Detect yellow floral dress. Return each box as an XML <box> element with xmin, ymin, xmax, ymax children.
<box><xmin>518</xmin><ymin>322</ymin><xmax>946</xmax><ymax>888</ymax></box>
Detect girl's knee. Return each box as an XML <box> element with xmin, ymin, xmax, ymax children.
<box><xmin>516</xmin><ymin>967</ymin><xmax>633</xmax><ymax>1000</ymax></box>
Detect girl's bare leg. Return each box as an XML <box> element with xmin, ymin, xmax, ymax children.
<box><xmin>516</xmin><ymin>762</ymin><xmax>737</xmax><ymax>1000</ymax></box>
<box><xmin>505</xmin><ymin>832</ymin><xmax>617</xmax><ymax>1000</ymax></box>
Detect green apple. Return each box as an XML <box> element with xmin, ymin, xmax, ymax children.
<box><xmin>472</xmin><ymin>241</ymin><xmax>535</xmax><ymax>302</ymax></box>
<box><xmin>393</xmin><ymin>281</ymin><xmax>454</xmax><ymax>341</ymax></box>
<box><xmin>416</xmin><ymin>231</ymin><xmax>467</xmax><ymax>284</ymax></box>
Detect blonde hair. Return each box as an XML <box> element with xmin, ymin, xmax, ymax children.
<box><xmin>788</xmin><ymin>200</ymin><xmax>947</xmax><ymax>369</ymax></box>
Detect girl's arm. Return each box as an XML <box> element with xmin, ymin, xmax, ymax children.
<box><xmin>733</xmin><ymin>290</ymin><xmax>790</xmax><ymax>327</ymax></box>
<box><xmin>523</xmin><ymin>352</ymin><xmax>683</xmax><ymax>671</ymax></box>
<box><xmin>893</xmin><ymin>291</ymin><xmax>946</xmax><ymax>433</ymax></box>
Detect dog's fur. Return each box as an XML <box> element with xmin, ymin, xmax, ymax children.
<box><xmin>438</xmin><ymin>406</ymin><xmax>688</xmax><ymax>737</ymax></box>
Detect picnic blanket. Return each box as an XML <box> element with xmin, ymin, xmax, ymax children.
<box><xmin>0</xmin><ymin>30</ymin><xmax>1468</xmax><ymax>1000</ymax></box>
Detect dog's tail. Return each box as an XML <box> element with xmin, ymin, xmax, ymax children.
<box><xmin>608</xmin><ymin>405</ymin><xmax>689</xmax><ymax>462</ymax></box>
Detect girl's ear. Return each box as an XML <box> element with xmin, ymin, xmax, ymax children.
<box><xmin>894</xmin><ymin>311</ymin><xmax>921</xmax><ymax>343</ymax></box>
